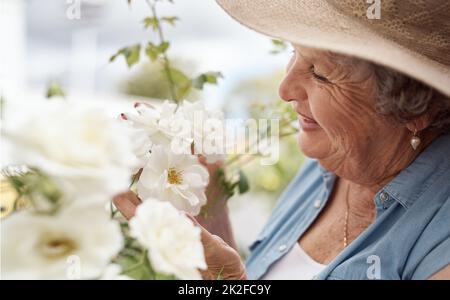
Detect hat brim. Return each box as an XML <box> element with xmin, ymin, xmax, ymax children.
<box><xmin>216</xmin><ymin>0</ymin><xmax>450</xmax><ymax>98</ymax></box>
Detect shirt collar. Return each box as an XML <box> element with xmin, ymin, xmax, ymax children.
<box><xmin>383</xmin><ymin>133</ymin><xmax>450</xmax><ymax>209</ymax></box>
<box><xmin>317</xmin><ymin>133</ymin><xmax>450</xmax><ymax>210</ymax></box>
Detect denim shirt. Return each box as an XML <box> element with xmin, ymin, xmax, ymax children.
<box><xmin>246</xmin><ymin>134</ymin><xmax>450</xmax><ymax>280</ymax></box>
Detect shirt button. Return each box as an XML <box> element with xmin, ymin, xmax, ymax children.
<box><xmin>278</xmin><ymin>244</ymin><xmax>287</xmax><ymax>252</ymax></box>
<box><xmin>314</xmin><ymin>200</ymin><xmax>321</xmax><ymax>208</ymax></box>
<box><xmin>380</xmin><ymin>192</ymin><xmax>389</xmax><ymax>203</ymax></box>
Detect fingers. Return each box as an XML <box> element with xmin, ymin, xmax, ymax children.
<box><xmin>198</xmin><ymin>155</ymin><xmax>223</xmax><ymax>173</ymax></box>
<box><xmin>184</xmin><ymin>213</ymin><xmax>220</xmax><ymax>249</ymax></box>
<box><xmin>112</xmin><ymin>191</ymin><xmax>141</xmax><ymax>220</ymax></box>
<box><xmin>125</xmin><ymin>190</ymin><xmax>142</xmax><ymax>205</ymax></box>
<box><xmin>184</xmin><ymin>212</ymin><xmax>247</xmax><ymax>280</ymax></box>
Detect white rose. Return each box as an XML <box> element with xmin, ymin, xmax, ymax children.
<box><xmin>1</xmin><ymin>201</ymin><xmax>123</xmax><ymax>280</ymax></box>
<box><xmin>177</xmin><ymin>100</ymin><xmax>225</xmax><ymax>163</ymax></box>
<box><xmin>3</xmin><ymin>100</ymin><xmax>139</xmax><ymax>200</ymax></box>
<box><xmin>129</xmin><ymin>199</ymin><xmax>206</xmax><ymax>280</ymax></box>
<box><xmin>117</xmin><ymin>115</ymin><xmax>153</xmax><ymax>172</ymax></box>
<box><xmin>137</xmin><ymin>145</ymin><xmax>209</xmax><ymax>216</ymax></box>
<box><xmin>121</xmin><ymin>100</ymin><xmax>192</xmax><ymax>155</ymax></box>
<box><xmin>100</xmin><ymin>264</ymin><xmax>132</xmax><ymax>280</ymax></box>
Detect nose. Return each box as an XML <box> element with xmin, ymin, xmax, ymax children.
<box><xmin>278</xmin><ymin>66</ymin><xmax>308</xmax><ymax>104</ymax></box>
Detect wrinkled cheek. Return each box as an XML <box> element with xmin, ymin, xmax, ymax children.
<box><xmin>320</xmin><ymin>122</ymin><xmax>349</xmax><ymax>155</ymax></box>
<box><xmin>313</xmin><ymin>102</ymin><xmax>357</xmax><ymax>155</ymax></box>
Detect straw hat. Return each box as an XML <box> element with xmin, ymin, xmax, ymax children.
<box><xmin>216</xmin><ymin>0</ymin><xmax>450</xmax><ymax>97</ymax></box>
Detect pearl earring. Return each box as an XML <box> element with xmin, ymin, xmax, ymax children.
<box><xmin>410</xmin><ymin>129</ymin><xmax>421</xmax><ymax>150</ymax></box>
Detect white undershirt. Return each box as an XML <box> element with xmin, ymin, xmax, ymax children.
<box><xmin>261</xmin><ymin>244</ymin><xmax>327</xmax><ymax>280</ymax></box>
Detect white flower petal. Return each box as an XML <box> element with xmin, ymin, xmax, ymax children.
<box><xmin>136</xmin><ymin>146</ymin><xmax>209</xmax><ymax>215</ymax></box>
<box><xmin>1</xmin><ymin>202</ymin><xmax>123</xmax><ymax>280</ymax></box>
<box><xmin>3</xmin><ymin>100</ymin><xmax>139</xmax><ymax>200</ymax></box>
<box><xmin>129</xmin><ymin>200</ymin><xmax>206</xmax><ymax>280</ymax></box>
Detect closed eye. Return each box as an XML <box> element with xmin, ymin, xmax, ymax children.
<box><xmin>310</xmin><ymin>66</ymin><xmax>329</xmax><ymax>83</ymax></box>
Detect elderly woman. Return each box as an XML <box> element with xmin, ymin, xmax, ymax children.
<box><xmin>114</xmin><ymin>0</ymin><xmax>450</xmax><ymax>279</ymax></box>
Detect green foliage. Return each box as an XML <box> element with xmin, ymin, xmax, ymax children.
<box><xmin>113</xmin><ymin>0</ymin><xmax>221</xmax><ymax>102</ymax></box>
<box><xmin>145</xmin><ymin>41</ymin><xmax>170</xmax><ymax>62</ymax></box>
<box><xmin>244</xmin><ymin>135</ymin><xmax>303</xmax><ymax>195</ymax></box>
<box><xmin>215</xmin><ymin>167</ymin><xmax>250</xmax><ymax>199</ymax></box>
<box><xmin>143</xmin><ymin>16</ymin><xmax>159</xmax><ymax>30</ymax></box>
<box><xmin>192</xmin><ymin>72</ymin><xmax>224</xmax><ymax>90</ymax></box>
<box><xmin>270</xmin><ymin>39</ymin><xmax>288</xmax><ymax>54</ymax></box>
<box><xmin>161</xmin><ymin>16</ymin><xmax>179</xmax><ymax>26</ymax></box>
<box><xmin>116</xmin><ymin>241</ymin><xmax>155</xmax><ymax>279</ymax></box>
<box><xmin>123</xmin><ymin>60</ymin><xmax>223</xmax><ymax>102</ymax></box>
<box><xmin>110</xmin><ymin>44</ymin><xmax>142</xmax><ymax>68</ymax></box>
<box><xmin>3</xmin><ymin>169</ymin><xmax>63</xmax><ymax>214</ymax></box>
<box><xmin>226</xmin><ymin>70</ymin><xmax>302</xmax><ymax>196</ymax></box>
<box><xmin>46</xmin><ymin>82</ymin><xmax>66</xmax><ymax>99</ymax></box>
<box><xmin>143</xmin><ymin>16</ymin><xmax>179</xmax><ymax>30</ymax></box>
<box><xmin>237</xmin><ymin>170</ymin><xmax>249</xmax><ymax>194</ymax></box>
<box><xmin>124</xmin><ymin>60</ymin><xmax>199</xmax><ymax>101</ymax></box>
<box><xmin>169</xmin><ymin>69</ymin><xmax>223</xmax><ymax>101</ymax></box>
<box><xmin>168</xmin><ymin>67</ymin><xmax>192</xmax><ymax>100</ymax></box>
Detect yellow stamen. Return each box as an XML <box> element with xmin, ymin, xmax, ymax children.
<box><xmin>167</xmin><ymin>167</ymin><xmax>183</xmax><ymax>185</ymax></box>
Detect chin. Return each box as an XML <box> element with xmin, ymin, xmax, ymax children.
<box><xmin>297</xmin><ymin>129</ymin><xmax>329</xmax><ymax>159</ymax></box>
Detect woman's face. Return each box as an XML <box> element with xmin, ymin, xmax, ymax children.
<box><xmin>279</xmin><ymin>44</ymin><xmax>405</xmax><ymax>183</ymax></box>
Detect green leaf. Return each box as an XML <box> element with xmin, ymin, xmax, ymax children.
<box><xmin>5</xmin><ymin>170</ymin><xmax>63</xmax><ymax>214</ymax></box>
<box><xmin>110</xmin><ymin>44</ymin><xmax>141</xmax><ymax>68</ymax></box>
<box><xmin>214</xmin><ymin>167</ymin><xmax>236</xmax><ymax>198</ymax></box>
<box><xmin>143</xmin><ymin>17</ymin><xmax>159</xmax><ymax>31</ymax></box>
<box><xmin>117</xmin><ymin>256</ymin><xmax>151</xmax><ymax>280</ymax></box>
<box><xmin>116</xmin><ymin>241</ymin><xmax>157</xmax><ymax>280</ymax></box>
<box><xmin>154</xmin><ymin>273</ymin><xmax>177</xmax><ymax>280</ymax></box>
<box><xmin>168</xmin><ymin>68</ymin><xmax>189</xmax><ymax>84</ymax></box>
<box><xmin>167</xmin><ymin>67</ymin><xmax>192</xmax><ymax>100</ymax></box>
<box><xmin>192</xmin><ymin>72</ymin><xmax>223</xmax><ymax>90</ymax></box>
<box><xmin>271</xmin><ymin>39</ymin><xmax>285</xmax><ymax>46</ymax></box>
<box><xmin>270</xmin><ymin>39</ymin><xmax>288</xmax><ymax>54</ymax></box>
<box><xmin>46</xmin><ymin>82</ymin><xmax>66</xmax><ymax>98</ymax></box>
<box><xmin>238</xmin><ymin>170</ymin><xmax>250</xmax><ymax>194</ymax></box>
<box><xmin>161</xmin><ymin>16</ymin><xmax>179</xmax><ymax>26</ymax></box>
<box><xmin>145</xmin><ymin>42</ymin><xmax>170</xmax><ymax>62</ymax></box>
<box><xmin>145</xmin><ymin>43</ymin><xmax>158</xmax><ymax>62</ymax></box>
<box><xmin>158</xmin><ymin>41</ymin><xmax>170</xmax><ymax>53</ymax></box>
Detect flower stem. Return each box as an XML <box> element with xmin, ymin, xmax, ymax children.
<box><xmin>146</xmin><ymin>0</ymin><xmax>177</xmax><ymax>102</ymax></box>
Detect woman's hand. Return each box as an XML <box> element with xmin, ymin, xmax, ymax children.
<box><xmin>196</xmin><ymin>156</ymin><xmax>238</xmax><ymax>250</ymax></box>
<box><xmin>185</xmin><ymin>213</ymin><xmax>247</xmax><ymax>280</ymax></box>
<box><xmin>112</xmin><ymin>191</ymin><xmax>247</xmax><ymax>280</ymax></box>
<box><xmin>112</xmin><ymin>190</ymin><xmax>141</xmax><ymax>220</ymax></box>
<box><xmin>112</xmin><ymin>155</ymin><xmax>242</xmax><ymax>279</ymax></box>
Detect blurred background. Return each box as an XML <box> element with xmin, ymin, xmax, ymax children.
<box><xmin>0</xmin><ymin>0</ymin><xmax>303</xmax><ymax>256</ymax></box>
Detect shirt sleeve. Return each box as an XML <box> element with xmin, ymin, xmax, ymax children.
<box><xmin>411</xmin><ymin>237</ymin><xmax>450</xmax><ymax>279</ymax></box>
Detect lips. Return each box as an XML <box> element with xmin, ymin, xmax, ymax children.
<box><xmin>296</xmin><ymin>111</ymin><xmax>321</xmax><ymax>131</ymax></box>
<box><xmin>296</xmin><ymin>111</ymin><xmax>317</xmax><ymax>123</ymax></box>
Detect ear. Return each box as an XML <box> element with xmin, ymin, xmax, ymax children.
<box><xmin>405</xmin><ymin>111</ymin><xmax>435</xmax><ymax>132</ymax></box>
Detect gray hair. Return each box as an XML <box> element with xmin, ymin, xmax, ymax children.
<box><xmin>329</xmin><ymin>51</ymin><xmax>450</xmax><ymax>133</ymax></box>
<box><xmin>371</xmin><ymin>65</ymin><xmax>450</xmax><ymax>133</ymax></box>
